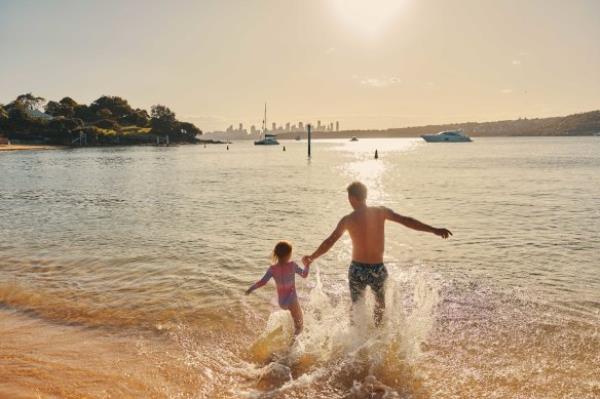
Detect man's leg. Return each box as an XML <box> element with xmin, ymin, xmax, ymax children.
<box><xmin>348</xmin><ymin>263</ymin><xmax>367</xmax><ymax>324</ymax></box>
<box><xmin>370</xmin><ymin>265</ymin><xmax>388</xmax><ymax>327</ymax></box>
<box><xmin>373</xmin><ymin>287</ymin><xmax>386</xmax><ymax>327</ymax></box>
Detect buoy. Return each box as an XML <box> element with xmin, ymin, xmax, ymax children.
<box><xmin>375</xmin><ymin>149</ymin><xmax>379</xmax><ymax>159</ymax></box>
<box><xmin>227</xmin><ymin>145</ymin><xmax>229</xmax><ymax>150</ymax></box>
<box><xmin>283</xmin><ymin>146</ymin><xmax>286</xmax><ymax>151</ymax></box>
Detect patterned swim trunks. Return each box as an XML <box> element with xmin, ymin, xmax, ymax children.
<box><xmin>348</xmin><ymin>261</ymin><xmax>388</xmax><ymax>303</ymax></box>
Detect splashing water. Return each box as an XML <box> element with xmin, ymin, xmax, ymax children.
<box><xmin>236</xmin><ymin>264</ymin><xmax>442</xmax><ymax>398</ymax></box>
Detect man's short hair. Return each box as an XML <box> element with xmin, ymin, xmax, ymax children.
<box><xmin>347</xmin><ymin>181</ymin><xmax>367</xmax><ymax>201</ymax></box>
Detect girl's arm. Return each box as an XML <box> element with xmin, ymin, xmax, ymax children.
<box><xmin>246</xmin><ymin>268</ymin><xmax>273</xmax><ymax>294</ymax></box>
<box><xmin>294</xmin><ymin>262</ymin><xmax>310</xmax><ymax>278</ymax></box>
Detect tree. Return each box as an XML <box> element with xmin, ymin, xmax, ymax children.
<box><xmin>150</xmin><ymin>104</ymin><xmax>177</xmax><ymax>133</ymax></box>
<box><xmin>122</xmin><ymin>108</ymin><xmax>150</xmax><ymax>126</ymax></box>
<box><xmin>96</xmin><ymin>108</ymin><xmax>113</xmax><ymax>119</ymax></box>
<box><xmin>73</xmin><ymin>104</ymin><xmax>95</xmax><ymax>122</ymax></box>
<box><xmin>89</xmin><ymin>96</ymin><xmax>134</xmax><ymax>120</ymax></box>
<box><xmin>150</xmin><ymin>104</ymin><xmax>176</xmax><ymax>122</ymax></box>
<box><xmin>59</xmin><ymin>97</ymin><xmax>78</xmax><ymax>108</ymax></box>
<box><xmin>0</xmin><ymin>105</ymin><xmax>8</xmax><ymax>133</ymax></box>
<box><xmin>45</xmin><ymin>100</ymin><xmax>75</xmax><ymax>117</ymax></box>
<box><xmin>8</xmin><ymin>106</ymin><xmax>32</xmax><ymax>125</ymax></box>
<box><xmin>9</xmin><ymin>93</ymin><xmax>46</xmax><ymax>111</ymax></box>
<box><xmin>177</xmin><ymin>121</ymin><xmax>202</xmax><ymax>139</ymax></box>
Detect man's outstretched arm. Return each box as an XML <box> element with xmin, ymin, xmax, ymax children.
<box><xmin>302</xmin><ymin>217</ymin><xmax>347</xmax><ymax>266</ymax></box>
<box><xmin>383</xmin><ymin>207</ymin><xmax>452</xmax><ymax>238</ymax></box>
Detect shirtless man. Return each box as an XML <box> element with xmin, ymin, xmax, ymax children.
<box><xmin>302</xmin><ymin>181</ymin><xmax>452</xmax><ymax>326</ymax></box>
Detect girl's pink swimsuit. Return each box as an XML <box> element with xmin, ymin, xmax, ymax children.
<box><xmin>250</xmin><ymin>261</ymin><xmax>309</xmax><ymax>309</ymax></box>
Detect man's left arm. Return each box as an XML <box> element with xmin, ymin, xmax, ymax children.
<box><xmin>383</xmin><ymin>207</ymin><xmax>452</xmax><ymax>238</ymax></box>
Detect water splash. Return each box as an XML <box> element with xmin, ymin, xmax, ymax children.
<box><xmin>241</xmin><ymin>264</ymin><xmax>442</xmax><ymax>397</ymax></box>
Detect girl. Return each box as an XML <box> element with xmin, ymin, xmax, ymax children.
<box><xmin>245</xmin><ymin>241</ymin><xmax>309</xmax><ymax>335</ymax></box>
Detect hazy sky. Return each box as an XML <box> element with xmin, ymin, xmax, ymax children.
<box><xmin>1</xmin><ymin>0</ymin><xmax>599</xmax><ymax>131</ymax></box>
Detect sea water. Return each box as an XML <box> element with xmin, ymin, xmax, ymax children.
<box><xmin>0</xmin><ymin>138</ymin><xmax>598</xmax><ymax>398</ymax></box>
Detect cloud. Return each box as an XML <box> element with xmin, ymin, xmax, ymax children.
<box><xmin>500</xmin><ymin>89</ymin><xmax>513</xmax><ymax>94</ymax></box>
<box><xmin>359</xmin><ymin>76</ymin><xmax>402</xmax><ymax>88</ymax></box>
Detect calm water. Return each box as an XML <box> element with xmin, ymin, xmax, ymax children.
<box><xmin>1</xmin><ymin>138</ymin><xmax>599</xmax><ymax>398</ymax></box>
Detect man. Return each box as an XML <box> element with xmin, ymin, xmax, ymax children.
<box><xmin>302</xmin><ymin>181</ymin><xmax>452</xmax><ymax>326</ymax></box>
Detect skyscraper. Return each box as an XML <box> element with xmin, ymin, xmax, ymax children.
<box><xmin>336</xmin><ymin>121</ymin><xmax>339</xmax><ymax>132</ymax></box>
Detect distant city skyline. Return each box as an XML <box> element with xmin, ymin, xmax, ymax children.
<box><xmin>214</xmin><ymin>119</ymin><xmax>340</xmax><ymax>135</ymax></box>
<box><xmin>1</xmin><ymin>0</ymin><xmax>599</xmax><ymax>131</ymax></box>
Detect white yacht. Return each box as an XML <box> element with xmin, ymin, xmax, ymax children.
<box><xmin>254</xmin><ymin>104</ymin><xmax>280</xmax><ymax>146</ymax></box>
<box><xmin>422</xmin><ymin>130</ymin><xmax>472</xmax><ymax>142</ymax></box>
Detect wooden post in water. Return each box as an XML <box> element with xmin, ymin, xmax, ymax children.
<box><xmin>307</xmin><ymin>124</ymin><xmax>312</xmax><ymax>158</ymax></box>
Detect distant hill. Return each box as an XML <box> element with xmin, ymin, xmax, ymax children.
<box><xmin>273</xmin><ymin>110</ymin><xmax>600</xmax><ymax>140</ymax></box>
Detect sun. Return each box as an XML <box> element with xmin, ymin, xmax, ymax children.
<box><xmin>330</xmin><ymin>0</ymin><xmax>406</xmax><ymax>38</ymax></box>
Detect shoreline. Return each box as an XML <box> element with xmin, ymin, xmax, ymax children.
<box><xmin>0</xmin><ymin>144</ymin><xmax>64</xmax><ymax>152</ymax></box>
<box><xmin>0</xmin><ymin>140</ymin><xmax>226</xmax><ymax>153</ymax></box>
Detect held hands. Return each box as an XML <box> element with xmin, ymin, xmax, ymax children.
<box><xmin>434</xmin><ymin>228</ymin><xmax>453</xmax><ymax>239</ymax></box>
<box><xmin>245</xmin><ymin>288</ymin><xmax>252</xmax><ymax>295</ymax></box>
<box><xmin>302</xmin><ymin>255</ymin><xmax>313</xmax><ymax>267</ymax></box>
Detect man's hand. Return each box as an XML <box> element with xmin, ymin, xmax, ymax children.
<box><xmin>434</xmin><ymin>228</ymin><xmax>452</xmax><ymax>239</ymax></box>
<box><xmin>302</xmin><ymin>255</ymin><xmax>313</xmax><ymax>267</ymax></box>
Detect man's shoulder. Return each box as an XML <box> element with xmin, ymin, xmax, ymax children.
<box><xmin>368</xmin><ymin>205</ymin><xmax>390</xmax><ymax>216</ymax></box>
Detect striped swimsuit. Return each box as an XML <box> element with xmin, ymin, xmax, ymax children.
<box><xmin>250</xmin><ymin>261</ymin><xmax>309</xmax><ymax>309</ymax></box>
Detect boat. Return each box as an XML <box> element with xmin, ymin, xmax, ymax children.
<box><xmin>255</xmin><ymin>133</ymin><xmax>279</xmax><ymax>145</ymax></box>
<box><xmin>295</xmin><ymin>135</ymin><xmax>301</xmax><ymax>141</ymax></box>
<box><xmin>254</xmin><ymin>104</ymin><xmax>280</xmax><ymax>146</ymax></box>
<box><xmin>421</xmin><ymin>130</ymin><xmax>472</xmax><ymax>142</ymax></box>
<box><xmin>350</xmin><ymin>136</ymin><xmax>359</xmax><ymax>142</ymax></box>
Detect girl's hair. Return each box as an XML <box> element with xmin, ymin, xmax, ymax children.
<box><xmin>272</xmin><ymin>241</ymin><xmax>292</xmax><ymax>263</ymax></box>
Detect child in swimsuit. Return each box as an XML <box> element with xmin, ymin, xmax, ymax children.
<box><xmin>245</xmin><ymin>241</ymin><xmax>309</xmax><ymax>335</ymax></box>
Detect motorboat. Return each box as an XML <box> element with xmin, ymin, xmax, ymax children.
<box><xmin>254</xmin><ymin>103</ymin><xmax>280</xmax><ymax>146</ymax></box>
<box><xmin>350</xmin><ymin>136</ymin><xmax>359</xmax><ymax>142</ymax></box>
<box><xmin>421</xmin><ymin>130</ymin><xmax>472</xmax><ymax>142</ymax></box>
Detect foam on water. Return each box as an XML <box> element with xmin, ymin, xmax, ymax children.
<box><xmin>237</xmin><ymin>264</ymin><xmax>441</xmax><ymax>398</ymax></box>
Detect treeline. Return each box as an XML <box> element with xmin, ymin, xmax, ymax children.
<box><xmin>0</xmin><ymin>93</ymin><xmax>202</xmax><ymax>145</ymax></box>
<box><xmin>275</xmin><ymin>110</ymin><xmax>600</xmax><ymax>140</ymax></box>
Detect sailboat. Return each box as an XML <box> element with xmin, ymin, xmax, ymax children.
<box><xmin>254</xmin><ymin>103</ymin><xmax>280</xmax><ymax>145</ymax></box>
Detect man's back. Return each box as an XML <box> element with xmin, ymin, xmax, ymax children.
<box><xmin>346</xmin><ymin>206</ymin><xmax>386</xmax><ymax>264</ymax></box>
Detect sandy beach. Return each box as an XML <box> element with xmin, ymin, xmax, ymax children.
<box><xmin>0</xmin><ymin>144</ymin><xmax>62</xmax><ymax>152</ymax></box>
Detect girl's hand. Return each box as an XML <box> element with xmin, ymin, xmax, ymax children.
<box><xmin>302</xmin><ymin>255</ymin><xmax>313</xmax><ymax>267</ymax></box>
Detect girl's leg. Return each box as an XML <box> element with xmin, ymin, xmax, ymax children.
<box><xmin>288</xmin><ymin>300</ymin><xmax>303</xmax><ymax>335</ymax></box>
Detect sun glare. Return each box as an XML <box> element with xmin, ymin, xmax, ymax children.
<box><xmin>331</xmin><ymin>0</ymin><xmax>405</xmax><ymax>38</ymax></box>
